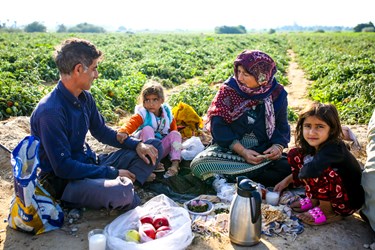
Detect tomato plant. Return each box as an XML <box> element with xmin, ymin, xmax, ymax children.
<box><xmin>1</xmin><ymin>32</ymin><xmax>373</xmax><ymax>124</ymax></box>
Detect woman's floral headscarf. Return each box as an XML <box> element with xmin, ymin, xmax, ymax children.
<box><xmin>206</xmin><ymin>50</ymin><xmax>281</xmax><ymax>138</ymax></box>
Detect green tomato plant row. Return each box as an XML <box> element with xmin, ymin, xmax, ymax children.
<box><xmin>0</xmin><ymin>33</ymin><xmax>290</xmax><ymax>122</ymax></box>
<box><xmin>0</xmin><ymin>32</ymin><xmax>373</xmax><ymax>124</ymax></box>
<box><xmin>288</xmin><ymin>32</ymin><xmax>375</xmax><ymax>124</ymax></box>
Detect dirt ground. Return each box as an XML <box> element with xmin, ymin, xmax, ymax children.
<box><xmin>0</xmin><ymin>50</ymin><xmax>374</xmax><ymax>250</ymax></box>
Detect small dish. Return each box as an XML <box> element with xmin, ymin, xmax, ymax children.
<box><xmin>183</xmin><ymin>199</ymin><xmax>214</xmax><ymax>216</ymax></box>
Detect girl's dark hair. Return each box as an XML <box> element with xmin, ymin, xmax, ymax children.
<box><xmin>295</xmin><ymin>102</ymin><xmax>343</xmax><ymax>155</ymax></box>
<box><xmin>138</xmin><ymin>80</ymin><xmax>165</xmax><ymax>104</ymax></box>
<box><xmin>54</xmin><ymin>38</ymin><xmax>103</xmax><ymax>75</ymax></box>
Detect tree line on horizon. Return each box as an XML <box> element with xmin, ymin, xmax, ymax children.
<box><xmin>0</xmin><ymin>20</ymin><xmax>374</xmax><ymax>33</ymax></box>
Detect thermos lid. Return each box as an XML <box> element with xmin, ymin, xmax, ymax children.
<box><xmin>237</xmin><ymin>179</ymin><xmax>257</xmax><ymax>197</ymax></box>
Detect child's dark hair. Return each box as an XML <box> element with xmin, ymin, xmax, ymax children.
<box><xmin>295</xmin><ymin>102</ymin><xmax>343</xmax><ymax>154</ymax></box>
<box><xmin>138</xmin><ymin>80</ymin><xmax>165</xmax><ymax>104</ymax></box>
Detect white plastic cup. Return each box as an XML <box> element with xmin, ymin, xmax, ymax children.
<box><xmin>88</xmin><ymin>229</ymin><xmax>106</xmax><ymax>250</ymax></box>
<box><xmin>265</xmin><ymin>187</ymin><xmax>280</xmax><ymax>206</ymax></box>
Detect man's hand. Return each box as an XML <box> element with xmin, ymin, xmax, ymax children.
<box><xmin>136</xmin><ymin>142</ymin><xmax>159</xmax><ymax>165</ymax></box>
<box><xmin>118</xmin><ymin>169</ymin><xmax>136</xmax><ymax>183</ymax></box>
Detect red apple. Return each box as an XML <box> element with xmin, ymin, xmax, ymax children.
<box><xmin>155</xmin><ymin>225</ymin><xmax>172</xmax><ymax>239</ymax></box>
<box><xmin>139</xmin><ymin>223</ymin><xmax>156</xmax><ymax>241</ymax></box>
<box><xmin>152</xmin><ymin>215</ymin><xmax>169</xmax><ymax>229</ymax></box>
<box><xmin>140</xmin><ymin>215</ymin><xmax>154</xmax><ymax>225</ymax></box>
<box><xmin>157</xmin><ymin>225</ymin><xmax>171</xmax><ymax>232</ymax></box>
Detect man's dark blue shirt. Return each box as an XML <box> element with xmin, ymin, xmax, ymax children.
<box><xmin>30</xmin><ymin>81</ymin><xmax>140</xmax><ymax>180</ymax></box>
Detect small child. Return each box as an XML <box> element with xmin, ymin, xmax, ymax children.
<box><xmin>117</xmin><ymin>81</ymin><xmax>182</xmax><ymax>178</ymax></box>
<box><xmin>274</xmin><ymin>102</ymin><xmax>364</xmax><ymax>225</ymax></box>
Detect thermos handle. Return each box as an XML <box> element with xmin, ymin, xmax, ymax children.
<box><xmin>249</xmin><ymin>190</ymin><xmax>261</xmax><ymax>224</ymax></box>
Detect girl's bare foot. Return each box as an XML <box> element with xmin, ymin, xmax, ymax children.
<box><xmin>153</xmin><ymin>162</ymin><xmax>165</xmax><ymax>172</ymax></box>
<box><xmin>164</xmin><ymin>161</ymin><xmax>179</xmax><ymax>178</ymax></box>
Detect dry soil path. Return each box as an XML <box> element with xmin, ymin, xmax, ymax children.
<box><xmin>284</xmin><ymin>49</ymin><xmax>314</xmax><ymax>112</ymax></box>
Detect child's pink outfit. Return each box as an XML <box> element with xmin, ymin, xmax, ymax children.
<box><xmin>118</xmin><ymin>104</ymin><xmax>182</xmax><ymax>162</ymax></box>
<box><xmin>140</xmin><ymin>126</ymin><xmax>181</xmax><ymax>161</ymax></box>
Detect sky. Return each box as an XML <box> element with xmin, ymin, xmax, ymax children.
<box><xmin>1</xmin><ymin>0</ymin><xmax>374</xmax><ymax>31</ymax></box>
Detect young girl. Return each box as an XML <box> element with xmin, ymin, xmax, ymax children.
<box><xmin>275</xmin><ymin>102</ymin><xmax>364</xmax><ymax>225</ymax></box>
<box><xmin>117</xmin><ymin>81</ymin><xmax>182</xmax><ymax>178</ymax></box>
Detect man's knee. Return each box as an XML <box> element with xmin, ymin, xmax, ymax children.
<box><xmin>62</xmin><ymin>177</ymin><xmax>139</xmax><ymax>210</ymax></box>
<box><xmin>106</xmin><ymin>177</ymin><xmax>140</xmax><ymax>210</ymax></box>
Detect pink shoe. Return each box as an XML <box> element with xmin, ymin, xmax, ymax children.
<box><xmin>300</xmin><ymin>198</ymin><xmax>313</xmax><ymax>211</ymax></box>
<box><xmin>308</xmin><ymin>207</ymin><xmax>327</xmax><ymax>224</ymax></box>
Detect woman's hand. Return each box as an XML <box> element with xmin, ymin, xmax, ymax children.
<box><xmin>136</xmin><ymin>142</ymin><xmax>159</xmax><ymax>165</ymax></box>
<box><xmin>241</xmin><ymin>148</ymin><xmax>265</xmax><ymax>165</ymax></box>
<box><xmin>233</xmin><ymin>142</ymin><xmax>268</xmax><ymax>165</ymax></box>
<box><xmin>263</xmin><ymin>144</ymin><xmax>283</xmax><ymax>161</ymax></box>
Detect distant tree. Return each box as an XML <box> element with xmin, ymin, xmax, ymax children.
<box><xmin>67</xmin><ymin>23</ymin><xmax>105</xmax><ymax>33</ymax></box>
<box><xmin>238</xmin><ymin>25</ymin><xmax>246</xmax><ymax>33</ymax></box>
<box><xmin>24</xmin><ymin>21</ymin><xmax>46</xmax><ymax>32</ymax></box>
<box><xmin>56</xmin><ymin>24</ymin><xmax>67</xmax><ymax>33</ymax></box>
<box><xmin>315</xmin><ymin>29</ymin><xmax>325</xmax><ymax>33</ymax></box>
<box><xmin>268</xmin><ymin>29</ymin><xmax>276</xmax><ymax>34</ymax></box>
<box><xmin>117</xmin><ymin>26</ymin><xmax>127</xmax><ymax>32</ymax></box>
<box><xmin>353</xmin><ymin>22</ymin><xmax>374</xmax><ymax>32</ymax></box>
<box><xmin>0</xmin><ymin>28</ymin><xmax>22</xmax><ymax>33</ymax></box>
<box><xmin>0</xmin><ymin>22</ymin><xmax>22</xmax><ymax>32</ymax></box>
<box><xmin>215</xmin><ymin>25</ymin><xmax>246</xmax><ymax>34</ymax></box>
<box><xmin>362</xmin><ymin>27</ymin><xmax>375</xmax><ymax>32</ymax></box>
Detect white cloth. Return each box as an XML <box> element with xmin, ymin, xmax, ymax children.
<box><xmin>361</xmin><ymin>109</ymin><xmax>375</xmax><ymax>231</ymax></box>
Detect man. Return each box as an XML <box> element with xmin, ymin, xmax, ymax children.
<box><xmin>30</xmin><ymin>38</ymin><xmax>162</xmax><ymax>211</ymax></box>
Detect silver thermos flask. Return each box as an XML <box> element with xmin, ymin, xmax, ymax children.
<box><xmin>229</xmin><ymin>176</ymin><xmax>262</xmax><ymax>246</ymax></box>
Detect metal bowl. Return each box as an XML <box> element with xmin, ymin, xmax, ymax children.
<box><xmin>183</xmin><ymin>199</ymin><xmax>214</xmax><ymax>216</ymax></box>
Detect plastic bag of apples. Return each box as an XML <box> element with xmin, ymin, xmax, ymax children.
<box><xmin>105</xmin><ymin>194</ymin><xmax>193</xmax><ymax>250</ymax></box>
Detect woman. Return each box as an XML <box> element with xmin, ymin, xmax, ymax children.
<box><xmin>190</xmin><ymin>50</ymin><xmax>291</xmax><ymax>187</ymax></box>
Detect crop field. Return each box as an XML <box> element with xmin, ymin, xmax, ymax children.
<box><xmin>0</xmin><ymin>32</ymin><xmax>374</xmax><ymax>124</ymax></box>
